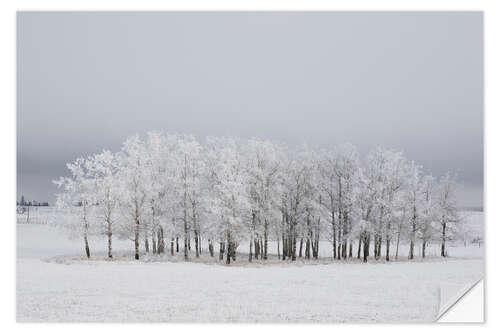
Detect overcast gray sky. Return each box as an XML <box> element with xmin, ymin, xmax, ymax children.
<box><xmin>17</xmin><ymin>12</ymin><xmax>483</xmax><ymax>206</ymax></box>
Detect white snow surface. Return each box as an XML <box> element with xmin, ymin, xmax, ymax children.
<box><xmin>17</xmin><ymin>222</ymin><xmax>483</xmax><ymax>322</ymax></box>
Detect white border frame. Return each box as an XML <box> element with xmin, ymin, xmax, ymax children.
<box><xmin>2</xmin><ymin>1</ymin><xmax>496</xmax><ymax>331</ymax></box>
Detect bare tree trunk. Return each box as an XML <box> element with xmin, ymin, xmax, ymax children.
<box><xmin>314</xmin><ymin>222</ymin><xmax>320</xmax><ymax>259</ymax></box>
<box><xmin>304</xmin><ymin>214</ymin><xmax>310</xmax><ymax>259</ymax></box>
<box><xmin>192</xmin><ymin>202</ymin><xmax>200</xmax><ymax>257</ymax></box>
<box><xmin>342</xmin><ymin>212</ymin><xmax>348</xmax><ymax>260</ymax></box>
<box><xmin>305</xmin><ymin>238</ymin><xmax>310</xmax><ymax>259</ymax></box>
<box><xmin>161</xmin><ymin>227</ymin><xmax>165</xmax><ymax>253</ymax></box>
<box><xmin>281</xmin><ymin>212</ymin><xmax>286</xmax><ymax>260</ymax></box>
<box><xmin>107</xmin><ymin>220</ymin><xmax>113</xmax><ymax>259</ymax></box>
<box><xmin>84</xmin><ymin>232</ymin><xmax>90</xmax><ymax>259</ymax></box>
<box><xmin>337</xmin><ymin>219</ymin><xmax>342</xmax><ymax>260</ymax></box>
<box><xmin>231</xmin><ymin>242</ymin><xmax>236</xmax><ymax>261</ymax></box>
<box><xmin>395</xmin><ymin>226</ymin><xmax>401</xmax><ymax>260</ymax></box>
<box><xmin>183</xmin><ymin>156</ymin><xmax>189</xmax><ymax>260</ymax></box>
<box><xmin>385</xmin><ymin>236</ymin><xmax>390</xmax><ymax>262</ymax></box>
<box><xmin>194</xmin><ymin>229</ymin><xmax>200</xmax><ymax>258</ymax></box>
<box><xmin>385</xmin><ymin>221</ymin><xmax>391</xmax><ymax>261</ymax></box>
<box><xmin>277</xmin><ymin>237</ymin><xmax>280</xmax><ymax>259</ymax></box>
<box><xmin>362</xmin><ymin>232</ymin><xmax>369</xmax><ymax>263</ymax></box>
<box><xmin>311</xmin><ymin>239</ymin><xmax>316</xmax><ymax>259</ymax></box>
<box><xmin>82</xmin><ymin>204</ymin><xmax>91</xmax><ymax>259</ymax></box>
<box><xmin>332</xmin><ymin>207</ymin><xmax>336</xmax><ymax>259</ymax></box>
<box><xmin>199</xmin><ymin>234</ymin><xmax>202</xmax><ymax>254</ymax></box>
<box><xmin>254</xmin><ymin>238</ymin><xmax>260</xmax><ymax>259</ymax></box>
<box><xmin>249</xmin><ymin>237</ymin><xmax>253</xmax><ymax>262</ymax></box>
<box><xmin>156</xmin><ymin>229</ymin><xmax>161</xmax><ymax>254</ymax></box>
<box><xmin>264</xmin><ymin>219</ymin><xmax>268</xmax><ymax>260</ymax></box>
<box><xmin>357</xmin><ymin>233</ymin><xmax>362</xmax><ymax>259</ymax></box>
<box><xmin>157</xmin><ymin>230</ymin><xmax>162</xmax><ymax>254</ymax></box>
<box><xmin>145</xmin><ymin>236</ymin><xmax>149</xmax><ymax>253</ymax></box>
<box><xmin>377</xmin><ymin>236</ymin><xmax>382</xmax><ymax>260</ymax></box>
<box><xmin>422</xmin><ymin>240</ymin><xmax>426</xmax><ymax>258</ymax></box>
<box><xmin>409</xmin><ymin>206</ymin><xmax>416</xmax><ymax>259</ymax></box>
<box><xmin>260</xmin><ymin>238</ymin><xmax>264</xmax><ymax>260</ymax></box>
<box><xmin>226</xmin><ymin>232</ymin><xmax>231</xmax><ymax>265</ymax></box>
<box><xmin>332</xmin><ymin>226</ymin><xmax>336</xmax><ymax>259</ymax></box>
<box><xmin>176</xmin><ymin>237</ymin><xmax>179</xmax><ymax>253</ymax></box>
<box><xmin>134</xmin><ymin>209</ymin><xmax>140</xmax><ymax>260</ymax></box>
<box><xmin>208</xmin><ymin>239</ymin><xmax>214</xmax><ymax>257</ymax></box>
<box><xmin>373</xmin><ymin>235</ymin><xmax>377</xmax><ymax>259</ymax></box>
<box><xmin>315</xmin><ymin>238</ymin><xmax>319</xmax><ymax>259</ymax></box>
<box><xmin>282</xmin><ymin>231</ymin><xmax>287</xmax><ymax>260</ymax></box>
<box><xmin>441</xmin><ymin>221</ymin><xmax>447</xmax><ymax>257</ymax></box>
<box><xmin>170</xmin><ymin>238</ymin><xmax>174</xmax><ymax>256</ymax></box>
<box><xmin>152</xmin><ymin>231</ymin><xmax>157</xmax><ymax>254</ymax></box>
<box><xmin>150</xmin><ymin>203</ymin><xmax>155</xmax><ymax>254</ymax></box>
<box><xmin>338</xmin><ymin>185</ymin><xmax>343</xmax><ymax>261</ymax></box>
<box><xmin>219</xmin><ymin>241</ymin><xmax>224</xmax><ymax>260</ymax></box>
<box><xmin>409</xmin><ymin>238</ymin><xmax>414</xmax><ymax>259</ymax></box>
<box><xmin>157</xmin><ymin>226</ymin><xmax>164</xmax><ymax>254</ymax></box>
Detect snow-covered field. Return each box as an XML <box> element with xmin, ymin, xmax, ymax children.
<box><xmin>17</xmin><ymin>213</ymin><xmax>484</xmax><ymax>323</ymax></box>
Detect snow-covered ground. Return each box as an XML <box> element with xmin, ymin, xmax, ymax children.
<box><xmin>17</xmin><ymin>213</ymin><xmax>484</xmax><ymax>323</ymax></box>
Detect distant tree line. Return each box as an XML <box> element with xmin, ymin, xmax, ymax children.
<box><xmin>54</xmin><ymin>132</ymin><xmax>463</xmax><ymax>264</ymax></box>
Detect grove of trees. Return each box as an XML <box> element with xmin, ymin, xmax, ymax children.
<box><xmin>54</xmin><ymin>132</ymin><xmax>462</xmax><ymax>264</ymax></box>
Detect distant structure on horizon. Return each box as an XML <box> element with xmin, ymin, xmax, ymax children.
<box><xmin>17</xmin><ymin>195</ymin><xmax>49</xmax><ymax>207</ymax></box>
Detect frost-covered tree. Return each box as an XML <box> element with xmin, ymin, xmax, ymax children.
<box><xmin>436</xmin><ymin>172</ymin><xmax>460</xmax><ymax>257</ymax></box>
<box><xmin>335</xmin><ymin>144</ymin><xmax>361</xmax><ymax>260</ymax></box>
<box><xmin>403</xmin><ymin>161</ymin><xmax>422</xmax><ymax>260</ymax></box>
<box><xmin>365</xmin><ymin>148</ymin><xmax>407</xmax><ymax>261</ymax></box>
<box><xmin>142</xmin><ymin>131</ymin><xmax>176</xmax><ymax>255</ymax></box>
<box><xmin>418</xmin><ymin>175</ymin><xmax>437</xmax><ymax>258</ymax></box>
<box><xmin>176</xmin><ymin>135</ymin><xmax>204</xmax><ymax>259</ymax></box>
<box><xmin>53</xmin><ymin>157</ymin><xmax>96</xmax><ymax>258</ymax></box>
<box><xmin>86</xmin><ymin>150</ymin><xmax>120</xmax><ymax>258</ymax></box>
<box><xmin>318</xmin><ymin>149</ymin><xmax>339</xmax><ymax>259</ymax></box>
<box><xmin>116</xmin><ymin>135</ymin><xmax>148</xmax><ymax>260</ymax></box>
<box><xmin>280</xmin><ymin>146</ymin><xmax>317</xmax><ymax>261</ymax></box>
<box><xmin>205</xmin><ymin>137</ymin><xmax>250</xmax><ymax>264</ymax></box>
<box><xmin>243</xmin><ymin>138</ymin><xmax>283</xmax><ymax>260</ymax></box>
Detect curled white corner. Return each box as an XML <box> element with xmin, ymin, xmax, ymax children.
<box><xmin>437</xmin><ymin>279</ymin><xmax>484</xmax><ymax>322</ymax></box>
